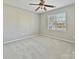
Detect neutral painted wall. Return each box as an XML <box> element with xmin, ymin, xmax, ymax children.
<box><xmin>40</xmin><ymin>4</ymin><xmax>75</xmax><ymax>42</ymax></box>
<box><xmin>3</xmin><ymin>4</ymin><xmax>40</xmax><ymax>42</ymax></box>
<box><xmin>3</xmin><ymin>4</ymin><xmax>75</xmax><ymax>43</ymax></box>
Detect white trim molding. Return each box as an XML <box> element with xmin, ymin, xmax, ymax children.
<box><xmin>4</xmin><ymin>34</ymin><xmax>75</xmax><ymax>45</ymax></box>
<box><xmin>3</xmin><ymin>34</ymin><xmax>40</xmax><ymax>45</ymax></box>
<box><xmin>40</xmin><ymin>34</ymin><xmax>75</xmax><ymax>44</ymax></box>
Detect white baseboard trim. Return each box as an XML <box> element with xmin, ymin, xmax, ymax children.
<box><xmin>40</xmin><ymin>34</ymin><xmax>75</xmax><ymax>44</ymax></box>
<box><xmin>3</xmin><ymin>34</ymin><xmax>40</xmax><ymax>45</ymax></box>
<box><xmin>4</xmin><ymin>34</ymin><xmax>75</xmax><ymax>45</ymax></box>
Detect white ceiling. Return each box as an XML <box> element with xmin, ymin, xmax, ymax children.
<box><xmin>4</xmin><ymin>0</ymin><xmax>75</xmax><ymax>13</ymax></box>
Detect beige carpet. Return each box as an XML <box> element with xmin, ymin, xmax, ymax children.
<box><xmin>3</xmin><ymin>36</ymin><xmax>75</xmax><ymax>59</ymax></box>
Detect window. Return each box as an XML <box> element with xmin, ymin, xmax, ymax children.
<box><xmin>48</xmin><ymin>12</ymin><xmax>67</xmax><ymax>31</ymax></box>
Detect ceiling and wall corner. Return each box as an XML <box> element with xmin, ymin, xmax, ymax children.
<box><xmin>3</xmin><ymin>0</ymin><xmax>75</xmax><ymax>14</ymax></box>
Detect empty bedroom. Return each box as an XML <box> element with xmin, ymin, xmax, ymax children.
<box><xmin>3</xmin><ymin>0</ymin><xmax>75</xmax><ymax>59</ymax></box>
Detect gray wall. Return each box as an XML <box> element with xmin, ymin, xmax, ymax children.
<box><xmin>40</xmin><ymin>4</ymin><xmax>75</xmax><ymax>42</ymax></box>
<box><xmin>3</xmin><ymin>4</ymin><xmax>75</xmax><ymax>43</ymax></box>
<box><xmin>3</xmin><ymin>4</ymin><xmax>40</xmax><ymax>42</ymax></box>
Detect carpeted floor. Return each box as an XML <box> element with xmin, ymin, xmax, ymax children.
<box><xmin>3</xmin><ymin>36</ymin><xmax>75</xmax><ymax>59</ymax></box>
